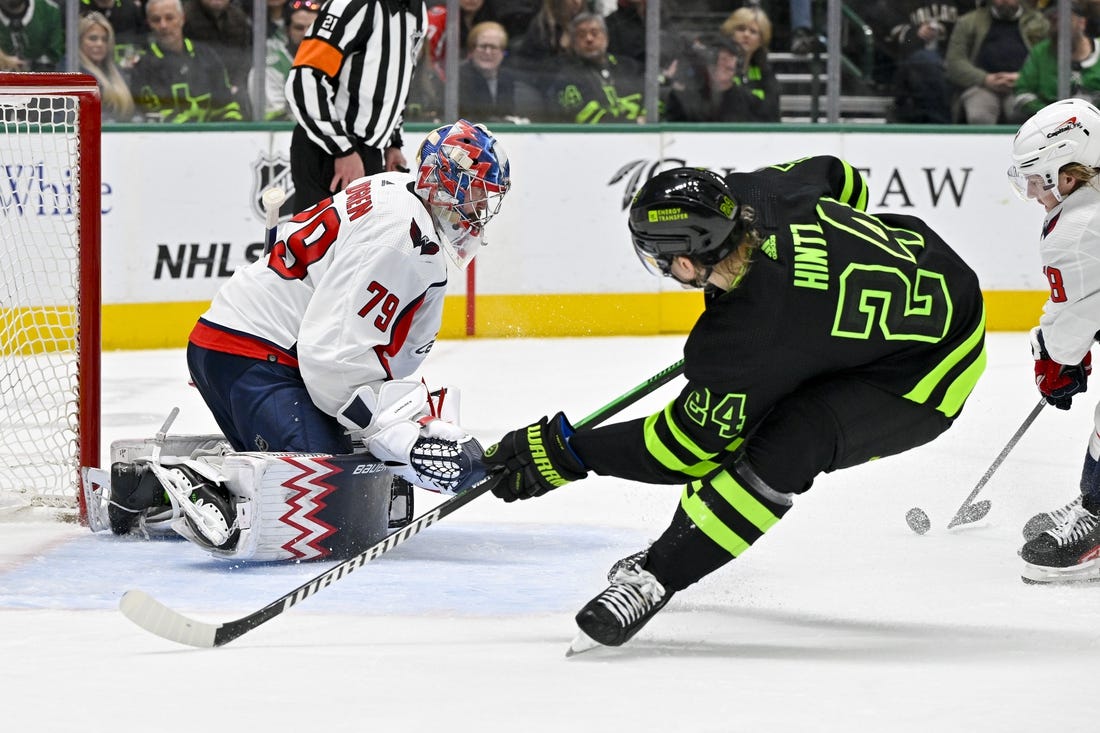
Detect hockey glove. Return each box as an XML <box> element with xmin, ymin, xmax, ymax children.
<box><xmin>483</xmin><ymin>412</ymin><xmax>588</xmax><ymax>502</ymax></box>
<box><xmin>1031</xmin><ymin>327</ymin><xmax>1092</xmax><ymax>410</ymax></box>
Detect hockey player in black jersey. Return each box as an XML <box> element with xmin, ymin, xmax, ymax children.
<box><xmin>482</xmin><ymin>156</ymin><xmax>987</xmax><ymax>650</ymax></box>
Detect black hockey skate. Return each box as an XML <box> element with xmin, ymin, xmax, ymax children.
<box><xmin>154</xmin><ymin>463</ymin><xmax>239</xmax><ymax>551</ymax></box>
<box><xmin>1022</xmin><ymin>495</ymin><xmax>1083</xmax><ymax>542</ymax></box>
<box><xmin>574</xmin><ymin>561</ymin><xmax>674</xmax><ymax>648</ymax></box>
<box><xmin>1020</xmin><ymin>500</ymin><xmax>1100</xmax><ymax>584</ymax></box>
<box><xmin>107</xmin><ymin>462</ymin><xmax>171</xmax><ymax>535</ymax></box>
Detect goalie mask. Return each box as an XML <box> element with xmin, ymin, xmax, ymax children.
<box><xmin>415</xmin><ymin>119</ymin><xmax>511</xmax><ymax>269</ymax></box>
<box><xmin>1008</xmin><ymin>98</ymin><xmax>1100</xmax><ymax>202</ymax></box>
<box><xmin>627</xmin><ymin>167</ymin><xmax>742</xmax><ymax>278</ymax></box>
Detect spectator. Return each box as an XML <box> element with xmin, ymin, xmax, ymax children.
<box><xmin>183</xmin><ymin>0</ymin><xmax>252</xmax><ymax>98</ymax></box>
<box><xmin>131</xmin><ymin>0</ymin><xmax>245</xmax><ymax>122</ymax></box>
<box><xmin>252</xmin><ymin>0</ymin><xmax>319</xmax><ymax>120</ymax></box>
<box><xmin>457</xmin><ymin>0</ymin><xmax>499</xmax><ymax>53</ymax></box>
<box><xmin>863</xmin><ymin>1</ymin><xmax>967</xmax><ymax>124</ymax></box>
<box><xmin>512</xmin><ymin>0</ymin><xmax>587</xmax><ymax>97</ymax></box>
<box><xmin>788</xmin><ymin>0</ymin><xmax>820</xmax><ymax>54</ymax></box>
<box><xmin>265</xmin><ymin>0</ymin><xmax>288</xmax><ymax>42</ymax></box>
<box><xmin>545</xmin><ymin>11</ymin><xmax>644</xmax><ymax>123</ymax></box>
<box><xmin>79</xmin><ymin>12</ymin><xmax>138</xmax><ymax>122</ymax></box>
<box><xmin>0</xmin><ymin>0</ymin><xmax>64</xmax><ymax>72</ymax></box>
<box><xmin>285</xmin><ymin>0</ymin><xmax>427</xmax><ymax>210</ymax></box>
<box><xmin>80</xmin><ymin>0</ymin><xmax>148</xmax><ymax>68</ymax></box>
<box><xmin>1014</xmin><ymin>2</ymin><xmax>1100</xmax><ymax>118</ymax></box>
<box><xmin>945</xmin><ymin>0</ymin><xmax>1048</xmax><ymax>124</ymax></box>
<box><xmin>664</xmin><ymin>33</ymin><xmax>778</xmax><ymax>122</ymax></box>
<box><xmin>413</xmin><ymin>0</ymin><xmax>500</xmax><ymax>115</ymax></box>
<box><xmin>709</xmin><ymin>4</ymin><xmax>780</xmax><ymax>122</ymax></box>
<box><xmin>460</xmin><ymin>20</ymin><xmax>542</xmax><ymax>121</ymax></box>
<box><xmin>495</xmin><ymin>0</ymin><xmax>540</xmax><ymax>41</ymax></box>
<box><xmin>605</xmin><ymin>0</ymin><xmax>645</xmax><ymax>64</ymax></box>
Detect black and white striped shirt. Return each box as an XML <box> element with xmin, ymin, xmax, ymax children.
<box><xmin>287</xmin><ymin>0</ymin><xmax>427</xmax><ymax>155</ymax></box>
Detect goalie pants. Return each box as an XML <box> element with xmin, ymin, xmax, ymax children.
<box><xmin>186</xmin><ymin>342</ymin><xmax>352</xmax><ymax>454</ymax></box>
<box><xmin>646</xmin><ymin>377</ymin><xmax>954</xmax><ymax>591</ymax></box>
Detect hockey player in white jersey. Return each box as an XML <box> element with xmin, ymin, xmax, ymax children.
<box><xmin>94</xmin><ymin>120</ymin><xmax>510</xmax><ymax>561</ymax></box>
<box><xmin>1008</xmin><ymin>98</ymin><xmax>1100</xmax><ymax>583</ymax></box>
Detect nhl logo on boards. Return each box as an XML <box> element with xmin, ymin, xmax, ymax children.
<box><xmin>252</xmin><ymin>154</ymin><xmax>295</xmax><ymax>222</ymax></box>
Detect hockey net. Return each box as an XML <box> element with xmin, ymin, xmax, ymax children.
<box><xmin>0</xmin><ymin>73</ymin><xmax>101</xmax><ymax>522</ymax></box>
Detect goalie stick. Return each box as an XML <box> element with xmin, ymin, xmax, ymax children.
<box><xmin>119</xmin><ymin>359</ymin><xmax>687</xmax><ymax>648</ymax></box>
<box><xmin>261</xmin><ymin>187</ymin><xmax>286</xmax><ymax>254</ymax></box>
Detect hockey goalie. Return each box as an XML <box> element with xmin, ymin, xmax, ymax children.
<box><xmin>84</xmin><ymin>120</ymin><xmax>509</xmax><ymax>562</ymax></box>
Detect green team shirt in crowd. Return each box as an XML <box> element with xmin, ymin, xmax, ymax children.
<box><xmin>1014</xmin><ymin>37</ymin><xmax>1100</xmax><ymax>117</ymax></box>
<box><xmin>0</xmin><ymin>0</ymin><xmax>63</xmax><ymax>70</ymax></box>
<box><xmin>572</xmin><ymin>155</ymin><xmax>987</xmax><ymax>485</ymax></box>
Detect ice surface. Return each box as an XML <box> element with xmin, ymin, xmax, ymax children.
<box><xmin>2</xmin><ymin>334</ymin><xmax>1096</xmax><ymax>732</ymax></box>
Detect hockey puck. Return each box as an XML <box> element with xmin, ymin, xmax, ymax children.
<box><xmin>905</xmin><ymin>507</ymin><xmax>931</xmax><ymax>535</ymax></box>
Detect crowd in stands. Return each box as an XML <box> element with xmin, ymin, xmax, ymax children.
<box><xmin>3</xmin><ymin>1</ymin><xmax>1099</xmax><ymax>124</ymax></box>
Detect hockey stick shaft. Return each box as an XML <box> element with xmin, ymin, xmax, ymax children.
<box><xmin>120</xmin><ymin>359</ymin><xmax>686</xmax><ymax>647</ymax></box>
<box><xmin>945</xmin><ymin>398</ymin><xmax>1045</xmax><ymax>529</ymax></box>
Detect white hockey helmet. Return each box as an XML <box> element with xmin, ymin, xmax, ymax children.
<box><xmin>1008</xmin><ymin>98</ymin><xmax>1100</xmax><ymax>201</ymax></box>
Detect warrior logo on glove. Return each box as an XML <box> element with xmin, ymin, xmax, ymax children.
<box><xmin>482</xmin><ymin>413</ymin><xmax>587</xmax><ymax>502</ymax></box>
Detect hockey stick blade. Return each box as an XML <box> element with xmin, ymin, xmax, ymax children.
<box><xmin>120</xmin><ymin>590</ymin><xmax>219</xmax><ymax>648</ymax></box>
<box><xmin>119</xmin><ymin>360</ymin><xmax>686</xmax><ymax>648</ymax></box>
<box><xmin>945</xmin><ymin>399</ymin><xmax>1045</xmax><ymax>530</ymax></box>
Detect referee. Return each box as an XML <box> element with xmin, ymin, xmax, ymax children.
<box><xmin>286</xmin><ymin>0</ymin><xmax>427</xmax><ymax>209</ymax></box>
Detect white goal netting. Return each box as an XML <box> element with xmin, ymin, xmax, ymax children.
<box><xmin>0</xmin><ymin>81</ymin><xmax>98</xmax><ymax>518</ymax></box>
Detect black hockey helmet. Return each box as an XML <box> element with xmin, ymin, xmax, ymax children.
<box><xmin>627</xmin><ymin>167</ymin><xmax>741</xmax><ymax>277</ymax></box>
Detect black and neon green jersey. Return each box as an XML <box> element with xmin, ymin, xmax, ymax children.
<box><xmin>571</xmin><ymin>155</ymin><xmax>986</xmax><ymax>485</ymax></box>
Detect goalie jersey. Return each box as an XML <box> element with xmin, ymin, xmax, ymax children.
<box><xmin>573</xmin><ymin>155</ymin><xmax>987</xmax><ymax>485</ymax></box>
<box><xmin>190</xmin><ymin>173</ymin><xmax>448</xmax><ymax>417</ymax></box>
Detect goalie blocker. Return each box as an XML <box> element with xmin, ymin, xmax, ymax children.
<box><xmin>84</xmin><ymin>435</ymin><xmax>412</xmax><ymax>562</ymax></box>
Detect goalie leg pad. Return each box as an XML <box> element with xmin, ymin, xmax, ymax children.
<box><xmin>190</xmin><ymin>452</ymin><xmax>392</xmax><ymax>562</ymax></box>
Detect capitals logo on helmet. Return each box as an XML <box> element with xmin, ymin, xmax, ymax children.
<box><xmin>415</xmin><ymin>120</ymin><xmax>511</xmax><ymax>269</ymax></box>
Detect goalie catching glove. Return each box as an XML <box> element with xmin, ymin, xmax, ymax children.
<box><xmin>338</xmin><ymin>380</ymin><xmax>488</xmax><ymax>494</ymax></box>
<box><xmin>1031</xmin><ymin>327</ymin><xmax>1092</xmax><ymax>410</ymax></box>
<box><xmin>482</xmin><ymin>412</ymin><xmax>587</xmax><ymax>502</ymax></box>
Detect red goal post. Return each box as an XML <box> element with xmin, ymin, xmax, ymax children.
<box><xmin>0</xmin><ymin>73</ymin><xmax>101</xmax><ymax>522</ymax></box>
